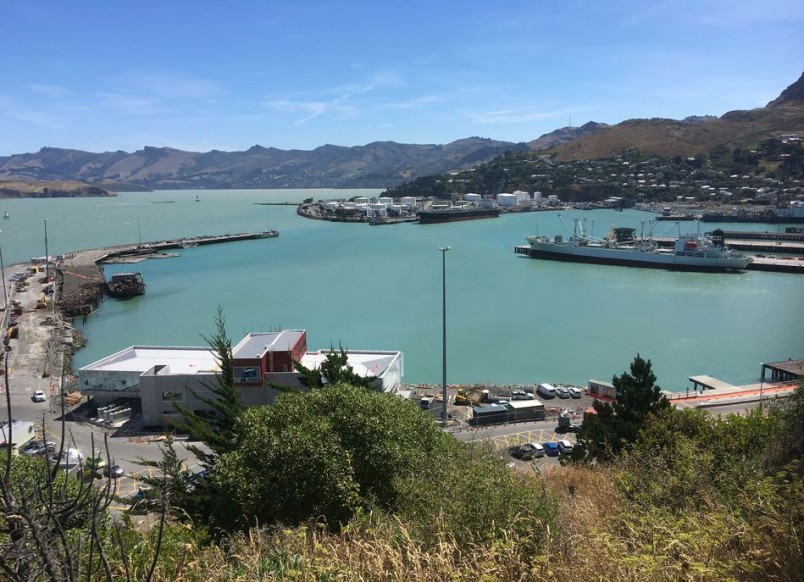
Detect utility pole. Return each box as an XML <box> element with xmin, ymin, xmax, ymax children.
<box><xmin>43</xmin><ymin>218</ymin><xmax>49</xmax><ymax>280</ymax></box>
<box><xmin>438</xmin><ymin>246</ymin><xmax>451</xmax><ymax>426</ymax></box>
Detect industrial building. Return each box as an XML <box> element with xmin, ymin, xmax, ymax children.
<box><xmin>78</xmin><ymin>330</ymin><xmax>403</xmax><ymax>427</ymax></box>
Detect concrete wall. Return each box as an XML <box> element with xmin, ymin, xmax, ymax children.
<box><xmin>139</xmin><ymin>371</ymin><xmax>217</xmax><ymax>427</ymax></box>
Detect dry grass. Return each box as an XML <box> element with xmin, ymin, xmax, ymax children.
<box><xmin>550</xmin><ymin>106</ymin><xmax>804</xmax><ymax>161</ymax></box>
<box><xmin>126</xmin><ymin>463</ymin><xmax>800</xmax><ymax>581</ymax></box>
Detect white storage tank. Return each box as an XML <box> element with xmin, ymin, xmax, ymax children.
<box><xmin>400</xmin><ymin>196</ymin><xmax>417</xmax><ymax>208</ymax></box>
<box><xmin>464</xmin><ymin>193</ymin><xmax>482</xmax><ymax>203</ymax></box>
<box><xmin>368</xmin><ymin>205</ymin><xmax>387</xmax><ymax>218</ymax></box>
<box><xmin>496</xmin><ymin>193</ymin><xmax>518</xmax><ymax>207</ymax></box>
<box><xmin>354</xmin><ymin>197</ymin><xmax>369</xmax><ymax>205</ymax></box>
<box><xmin>323</xmin><ymin>201</ymin><xmax>339</xmax><ymax>211</ymax></box>
<box><xmin>378</xmin><ymin>197</ymin><xmax>393</xmax><ymax>205</ymax></box>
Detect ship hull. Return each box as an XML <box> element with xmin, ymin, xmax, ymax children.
<box><xmin>526</xmin><ymin>240</ymin><xmax>750</xmax><ymax>272</ymax></box>
<box><xmin>417</xmin><ymin>208</ymin><xmax>500</xmax><ymax>224</ymax></box>
<box><xmin>701</xmin><ymin>214</ymin><xmax>804</xmax><ymax>224</ymax></box>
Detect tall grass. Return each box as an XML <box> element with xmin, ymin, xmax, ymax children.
<box><xmin>124</xmin><ymin>459</ymin><xmax>800</xmax><ymax>582</ymax></box>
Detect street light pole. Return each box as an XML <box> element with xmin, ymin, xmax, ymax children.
<box><xmin>438</xmin><ymin>246</ymin><xmax>451</xmax><ymax>426</ymax></box>
<box><xmin>43</xmin><ymin>218</ymin><xmax>49</xmax><ymax>280</ymax></box>
<box><xmin>0</xmin><ymin>230</ymin><xmax>7</xmax><ymax>317</ymax></box>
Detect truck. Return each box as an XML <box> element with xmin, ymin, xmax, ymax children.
<box><xmin>556</xmin><ymin>409</ymin><xmax>582</xmax><ymax>433</ymax></box>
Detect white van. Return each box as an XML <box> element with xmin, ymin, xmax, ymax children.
<box><xmin>537</xmin><ymin>383</ymin><xmax>556</xmax><ymax>399</ymax></box>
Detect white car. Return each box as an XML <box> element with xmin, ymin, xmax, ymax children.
<box><xmin>568</xmin><ymin>387</ymin><xmax>582</xmax><ymax>399</ymax></box>
<box><xmin>557</xmin><ymin>439</ymin><xmax>574</xmax><ymax>454</ymax></box>
<box><xmin>32</xmin><ymin>390</ymin><xmax>46</xmax><ymax>402</ymax></box>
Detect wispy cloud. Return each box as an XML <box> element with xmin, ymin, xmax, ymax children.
<box><xmin>465</xmin><ymin>107</ymin><xmax>587</xmax><ymax>125</ymax></box>
<box><xmin>263</xmin><ymin>85</ymin><xmax>369</xmax><ymax>125</ymax></box>
<box><xmin>111</xmin><ymin>71</ymin><xmax>225</xmax><ymax>101</ymax></box>
<box><xmin>26</xmin><ymin>83</ymin><xmax>70</xmax><ymax>99</ymax></box>
<box><xmin>262</xmin><ymin>70</ymin><xmax>409</xmax><ymax>125</ymax></box>
<box><xmin>95</xmin><ymin>92</ymin><xmax>164</xmax><ymax>116</ymax></box>
<box><xmin>377</xmin><ymin>94</ymin><xmax>447</xmax><ymax>111</ymax></box>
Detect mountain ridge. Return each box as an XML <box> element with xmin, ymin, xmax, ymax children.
<box><xmin>1</xmin><ymin>72</ymin><xmax>802</xmax><ymax>192</ymax></box>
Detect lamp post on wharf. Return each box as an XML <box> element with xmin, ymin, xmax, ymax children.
<box><xmin>438</xmin><ymin>246</ymin><xmax>450</xmax><ymax>426</ymax></box>
<box><xmin>759</xmin><ymin>362</ymin><xmax>764</xmax><ymax>410</ymax></box>
<box><xmin>43</xmin><ymin>218</ymin><xmax>49</xmax><ymax>280</ymax></box>
<box><xmin>0</xmin><ymin>230</ymin><xmax>7</xmax><ymax>316</ymax></box>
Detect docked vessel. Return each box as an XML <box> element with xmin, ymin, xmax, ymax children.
<box><xmin>524</xmin><ymin>218</ymin><xmax>752</xmax><ymax>271</ymax></box>
<box><xmin>701</xmin><ymin>202</ymin><xmax>804</xmax><ymax>224</ymax></box>
<box><xmin>106</xmin><ymin>272</ymin><xmax>146</xmax><ymax>297</ymax></box>
<box><xmin>417</xmin><ymin>206</ymin><xmax>500</xmax><ymax>224</ymax></box>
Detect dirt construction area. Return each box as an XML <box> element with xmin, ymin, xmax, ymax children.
<box><xmin>2</xmin><ymin>265</ymin><xmax>70</xmax><ymax>407</ymax></box>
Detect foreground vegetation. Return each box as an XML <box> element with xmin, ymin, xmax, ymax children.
<box><xmin>4</xmin><ymin>343</ymin><xmax>802</xmax><ymax>580</ymax></box>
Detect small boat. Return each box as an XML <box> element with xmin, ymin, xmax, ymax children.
<box><xmin>106</xmin><ymin>272</ymin><xmax>146</xmax><ymax>297</ymax></box>
<box><xmin>195</xmin><ymin>195</ymin><xmax>200</xmax><ymax>202</ymax></box>
<box><xmin>524</xmin><ymin>216</ymin><xmax>751</xmax><ymax>272</ymax></box>
<box><xmin>3</xmin><ymin>211</ymin><xmax>8</xmax><ymax>219</ymax></box>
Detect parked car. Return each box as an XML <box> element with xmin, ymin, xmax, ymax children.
<box><xmin>20</xmin><ymin>440</ymin><xmax>56</xmax><ymax>456</ymax></box>
<box><xmin>103</xmin><ymin>463</ymin><xmax>125</xmax><ymax>479</ymax></box>
<box><xmin>508</xmin><ymin>442</ymin><xmax>545</xmax><ymax>460</ymax></box>
<box><xmin>556</xmin><ymin>386</ymin><xmax>570</xmax><ymax>399</ymax></box>
<box><xmin>511</xmin><ymin>390</ymin><xmax>534</xmax><ymax>401</ymax></box>
<box><xmin>568</xmin><ymin>387</ymin><xmax>582</xmax><ymax>399</ymax></box>
<box><xmin>558</xmin><ymin>439</ymin><xmax>574</xmax><ymax>455</ymax></box>
<box><xmin>31</xmin><ymin>390</ymin><xmax>46</xmax><ymax>402</ymax></box>
<box><xmin>543</xmin><ymin>442</ymin><xmax>560</xmax><ymax>457</ymax></box>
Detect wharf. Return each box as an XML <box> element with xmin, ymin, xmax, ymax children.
<box><xmin>57</xmin><ymin>230</ymin><xmax>279</xmax><ymax>317</ymax></box>
<box><xmin>717</xmin><ymin>230</ymin><xmax>804</xmax><ymax>242</ymax></box>
<box><xmin>666</xmin><ymin>378</ymin><xmax>797</xmax><ymax>409</ymax></box>
<box><xmin>747</xmin><ymin>256</ymin><xmax>804</xmax><ymax>273</ymax></box>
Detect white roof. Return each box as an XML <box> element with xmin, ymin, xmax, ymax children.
<box><xmin>233</xmin><ymin>330</ymin><xmax>305</xmax><ymax>359</ymax></box>
<box><xmin>79</xmin><ymin>346</ymin><xmax>220</xmax><ymax>375</ymax></box>
<box><xmin>507</xmin><ymin>399</ymin><xmax>545</xmax><ymax>410</ymax></box>
<box><xmin>298</xmin><ymin>350</ymin><xmax>400</xmax><ymax>378</ymax></box>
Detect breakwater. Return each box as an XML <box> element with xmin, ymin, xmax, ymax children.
<box><xmin>57</xmin><ymin>231</ymin><xmax>279</xmax><ymax>317</ymax></box>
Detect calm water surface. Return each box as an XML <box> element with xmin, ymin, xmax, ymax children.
<box><xmin>3</xmin><ymin>189</ymin><xmax>802</xmax><ymax>391</ymax></box>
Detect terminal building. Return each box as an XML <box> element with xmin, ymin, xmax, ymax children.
<box><xmin>78</xmin><ymin>330</ymin><xmax>403</xmax><ymax>427</ymax></box>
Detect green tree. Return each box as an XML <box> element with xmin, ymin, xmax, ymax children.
<box><xmin>212</xmin><ymin>383</ymin><xmax>452</xmax><ymax>531</ymax></box>
<box><xmin>293</xmin><ymin>344</ymin><xmax>375</xmax><ymax>390</ymax></box>
<box><xmin>576</xmin><ymin>354</ymin><xmax>669</xmax><ymax>461</ymax></box>
<box><xmin>171</xmin><ymin>307</ymin><xmax>243</xmax><ymax>466</ymax></box>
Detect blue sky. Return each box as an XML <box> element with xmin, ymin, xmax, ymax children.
<box><xmin>1</xmin><ymin>0</ymin><xmax>802</xmax><ymax>156</ymax></box>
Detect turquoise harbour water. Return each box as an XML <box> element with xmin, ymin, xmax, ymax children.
<box><xmin>3</xmin><ymin>189</ymin><xmax>803</xmax><ymax>391</ymax></box>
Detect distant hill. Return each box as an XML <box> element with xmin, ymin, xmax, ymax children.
<box><xmin>0</xmin><ymin>180</ymin><xmax>115</xmax><ymax>199</ymax></box>
<box><xmin>527</xmin><ymin>121</ymin><xmax>609</xmax><ymax>150</ymax></box>
<box><xmin>0</xmin><ymin>138</ymin><xmax>530</xmax><ymax>191</ymax></box>
<box><xmin>548</xmin><ymin>72</ymin><xmax>804</xmax><ymax>162</ymax></box>
<box><xmin>3</xmin><ymin>72</ymin><xmax>801</xmax><ymax>193</ymax></box>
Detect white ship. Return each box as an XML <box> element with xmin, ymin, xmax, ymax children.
<box><xmin>525</xmin><ymin>217</ymin><xmax>752</xmax><ymax>272</ymax></box>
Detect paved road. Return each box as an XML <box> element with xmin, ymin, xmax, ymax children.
<box><xmin>2</xmin><ymin>261</ymin><xmax>201</xmax><ymax>501</ymax></box>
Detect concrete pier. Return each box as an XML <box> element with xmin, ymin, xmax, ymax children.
<box><xmin>57</xmin><ymin>231</ymin><xmax>279</xmax><ymax>317</ymax></box>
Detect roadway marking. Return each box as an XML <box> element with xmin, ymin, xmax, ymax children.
<box><xmin>466</xmin><ymin>428</ymin><xmax>573</xmax><ymax>449</ymax></box>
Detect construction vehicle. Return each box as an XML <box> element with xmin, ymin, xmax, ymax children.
<box><xmin>454</xmin><ymin>388</ymin><xmax>489</xmax><ymax>406</ymax></box>
<box><xmin>557</xmin><ymin>409</ymin><xmax>582</xmax><ymax>433</ymax></box>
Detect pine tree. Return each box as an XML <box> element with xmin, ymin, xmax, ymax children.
<box><xmin>294</xmin><ymin>344</ymin><xmax>376</xmax><ymax>390</ymax></box>
<box><xmin>171</xmin><ymin>307</ymin><xmax>243</xmax><ymax>466</ymax></box>
<box><xmin>576</xmin><ymin>354</ymin><xmax>669</xmax><ymax>461</ymax></box>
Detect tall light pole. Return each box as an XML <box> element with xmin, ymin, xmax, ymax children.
<box><xmin>759</xmin><ymin>362</ymin><xmax>764</xmax><ymax>410</ymax></box>
<box><xmin>0</xmin><ymin>229</ymin><xmax>7</xmax><ymax>317</ymax></box>
<box><xmin>43</xmin><ymin>218</ymin><xmax>49</xmax><ymax>280</ymax></box>
<box><xmin>438</xmin><ymin>246</ymin><xmax>450</xmax><ymax>426</ymax></box>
